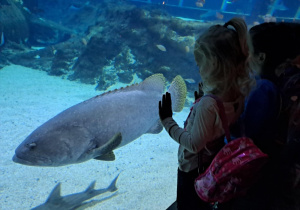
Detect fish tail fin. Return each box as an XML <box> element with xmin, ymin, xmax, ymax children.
<box><xmin>107</xmin><ymin>173</ymin><xmax>120</xmax><ymax>192</ymax></box>
<box><xmin>85</xmin><ymin>181</ymin><xmax>96</xmax><ymax>193</ymax></box>
<box><xmin>167</xmin><ymin>75</ymin><xmax>187</xmax><ymax>112</ymax></box>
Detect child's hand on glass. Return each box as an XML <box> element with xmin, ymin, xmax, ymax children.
<box><xmin>159</xmin><ymin>92</ymin><xmax>173</xmax><ymax>121</ymax></box>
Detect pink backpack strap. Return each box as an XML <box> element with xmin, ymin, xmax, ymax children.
<box><xmin>204</xmin><ymin>95</ymin><xmax>232</xmax><ymax>142</ymax></box>
<box><xmin>197</xmin><ymin>94</ymin><xmax>231</xmax><ymax>173</ymax></box>
<box><xmin>184</xmin><ymin>97</ymin><xmax>202</xmax><ymax>130</ymax></box>
<box><xmin>185</xmin><ymin>95</ymin><xmax>231</xmax><ymax>140</ymax></box>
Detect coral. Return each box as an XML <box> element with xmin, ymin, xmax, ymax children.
<box><xmin>1</xmin><ymin>0</ymin><xmax>212</xmax><ymax>93</ymax></box>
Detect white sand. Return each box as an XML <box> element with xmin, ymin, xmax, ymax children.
<box><xmin>0</xmin><ymin>65</ymin><xmax>191</xmax><ymax>210</ymax></box>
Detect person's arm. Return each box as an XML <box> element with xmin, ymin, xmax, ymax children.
<box><xmin>160</xmin><ymin>97</ymin><xmax>218</xmax><ymax>153</ymax></box>
<box><xmin>243</xmin><ymin>79</ymin><xmax>280</xmax><ymax>138</ymax></box>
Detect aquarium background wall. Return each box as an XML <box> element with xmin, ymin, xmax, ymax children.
<box><xmin>0</xmin><ymin>0</ymin><xmax>299</xmax><ymax>209</ymax></box>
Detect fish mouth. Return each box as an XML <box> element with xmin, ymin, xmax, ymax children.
<box><xmin>12</xmin><ymin>154</ymin><xmax>53</xmax><ymax>166</ymax></box>
<box><xmin>12</xmin><ymin>154</ymin><xmax>36</xmax><ymax>166</ymax></box>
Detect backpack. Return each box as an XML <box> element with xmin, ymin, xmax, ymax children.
<box><xmin>194</xmin><ymin>95</ymin><xmax>269</xmax><ymax>203</ymax></box>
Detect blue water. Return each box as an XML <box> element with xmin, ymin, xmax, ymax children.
<box><xmin>0</xmin><ymin>0</ymin><xmax>299</xmax><ymax>209</ymax></box>
<box><xmin>27</xmin><ymin>0</ymin><xmax>300</xmax><ymax>28</ymax></box>
<box><xmin>127</xmin><ymin>0</ymin><xmax>299</xmax><ymax>22</ymax></box>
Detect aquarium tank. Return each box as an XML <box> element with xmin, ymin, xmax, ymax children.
<box><xmin>0</xmin><ymin>0</ymin><xmax>299</xmax><ymax>209</ymax></box>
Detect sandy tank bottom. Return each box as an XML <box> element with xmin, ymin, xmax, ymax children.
<box><xmin>0</xmin><ymin>65</ymin><xmax>191</xmax><ymax>210</ymax></box>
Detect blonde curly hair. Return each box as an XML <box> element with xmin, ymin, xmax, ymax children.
<box><xmin>194</xmin><ymin>17</ymin><xmax>255</xmax><ymax>99</ymax></box>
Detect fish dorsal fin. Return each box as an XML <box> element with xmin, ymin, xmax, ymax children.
<box><xmin>46</xmin><ymin>183</ymin><xmax>62</xmax><ymax>203</ymax></box>
<box><xmin>139</xmin><ymin>73</ymin><xmax>165</xmax><ymax>92</ymax></box>
<box><xmin>107</xmin><ymin>173</ymin><xmax>120</xmax><ymax>192</ymax></box>
<box><xmin>85</xmin><ymin>181</ymin><xmax>96</xmax><ymax>193</ymax></box>
<box><xmin>93</xmin><ymin>133</ymin><xmax>122</xmax><ymax>161</ymax></box>
<box><xmin>146</xmin><ymin>120</ymin><xmax>163</xmax><ymax>134</ymax></box>
<box><xmin>94</xmin><ymin>151</ymin><xmax>115</xmax><ymax>161</ymax></box>
<box><xmin>94</xmin><ymin>74</ymin><xmax>166</xmax><ymax>99</ymax></box>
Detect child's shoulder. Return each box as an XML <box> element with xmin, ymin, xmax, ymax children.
<box><xmin>196</xmin><ymin>96</ymin><xmax>218</xmax><ymax>110</ymax></box>
<box><xmin>200</xmin><ymin>95</ymin><xmax>217</xmax><ymax>103</ymax></box>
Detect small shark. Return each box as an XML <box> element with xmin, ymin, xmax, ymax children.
<box><xmin>32</xmin><ymin>174</ymin><xmax>119</xmax><ymax>210</ymax></box>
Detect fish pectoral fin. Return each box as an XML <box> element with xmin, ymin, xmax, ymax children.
<box><xmin>94</xmin><ymin>151</ymin><xmax>115</xmax><ymax>161</ymax></box>
<box><xmin>93</xmin><ymin>132</ymin><xmax>122</xmax><ymax>161</ymax></box>
<box><xmin>146</xmin><ymin>120</ymin><xmax>163</xmax><ymax>134</ymax></box>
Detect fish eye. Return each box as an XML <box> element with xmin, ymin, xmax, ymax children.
<box><xmin>26</xmin><ymin>142</ymin><xmax>37</xmax><ymax>149</ymax></box>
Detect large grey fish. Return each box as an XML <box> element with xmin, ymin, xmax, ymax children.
<box><xmin>32</xmin><ymin>174</ymin><xmax>119</xmax><ymax>210</ymax></box>
<box><xmin>13</xmin><ymin>74</ymin><xmax>187</xmax><ymax>166</ymax></box>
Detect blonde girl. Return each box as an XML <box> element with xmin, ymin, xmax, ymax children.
<box><xmin>159</xmin><ymin>17</ymin><xmax>255</xmax><ymax>210</ymax></box>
